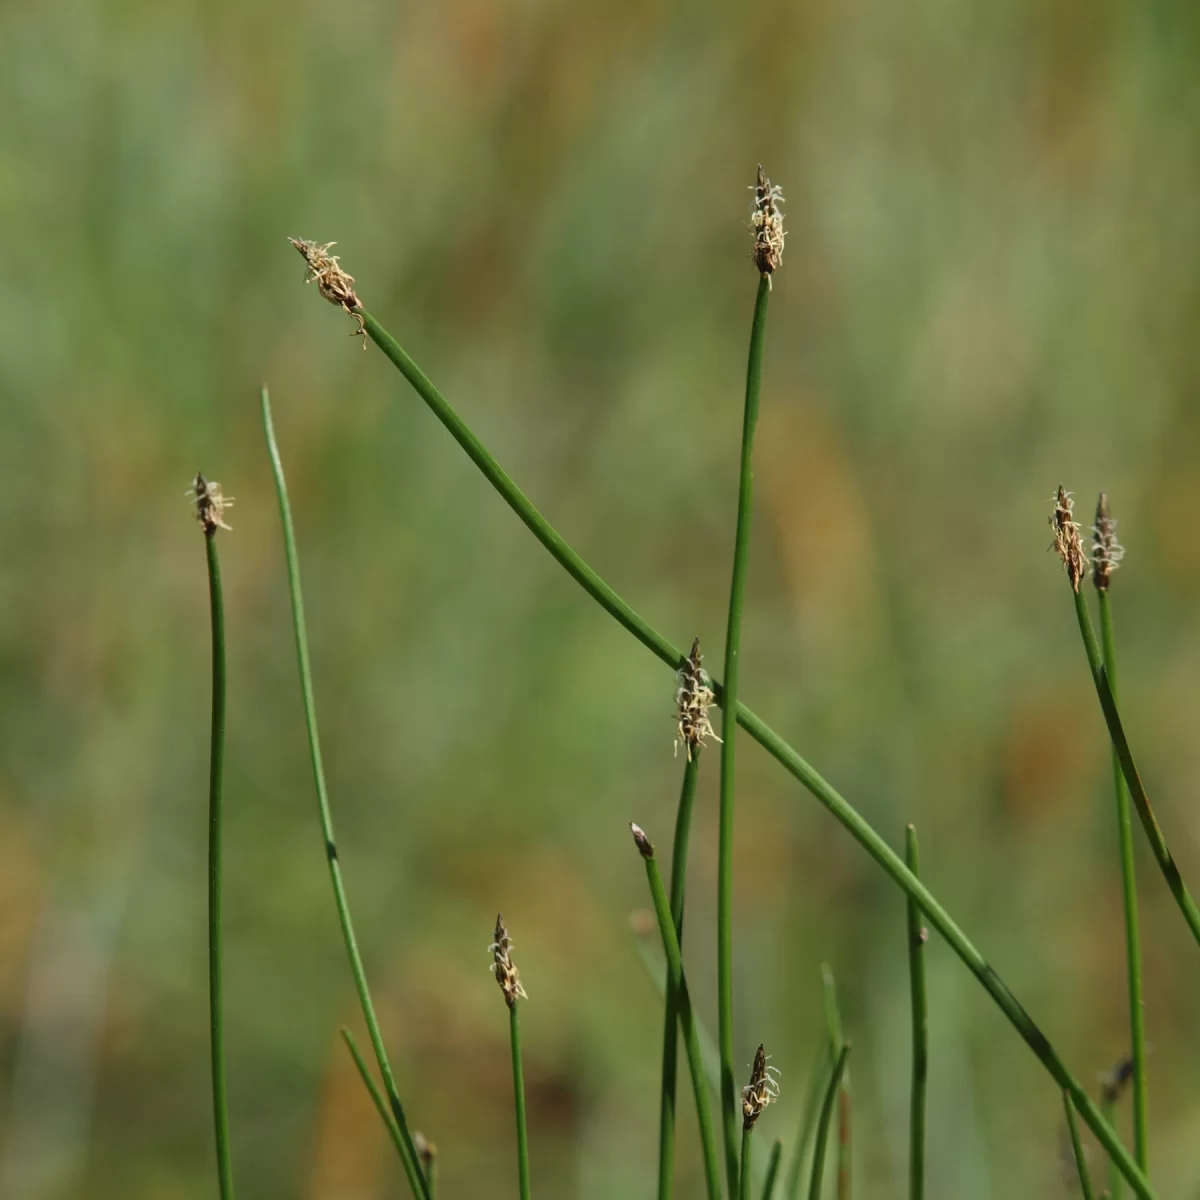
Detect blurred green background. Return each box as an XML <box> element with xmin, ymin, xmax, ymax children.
<box><xmin>3</xmin><ymin>1</ymin><xmax>1200</xmax><ymax>1196</ymax></box>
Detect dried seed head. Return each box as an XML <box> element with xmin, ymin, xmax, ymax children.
<box><xmin>489</xmin><ymin>913</ymin><xmax>528</xmax><ymax>1008</ymax></box>
<box><xmin>412</xmin><ymin>1131</ymin><xmax>437</xmax><ymax>1175</ymax></box>
<box><xmin>288</xmin><ymin>237</ymin><xmax>367</xmax><ymax>346</ymax></box>
<box><xmin>630</xmin><ymin>822</ymin><xmax>654</xmax><ymax>859</ymax></box>
<box><xmin>750</xmin><ymin>164</ymin><xmax>786</xmax><ymax>282</ymax></box>
<box><xmin>742</xmin><ymin>1043</ymin><xmax>781</xmax><ymax>1130</ymax></box>
<box><xmin>675</xmin><ymin>637</ymin><xmax>721</xmax><ymax>760</ymax></box>
<box><xmin>1091</xmin><ymin>492</ymin><xmax>1125</xmax><ymax>592</ymax></box>
<box><xmin>188</xmin><ymin>473</ymin><xmax>234</xmax><ymax>535</ymax></box>
<box><xmin>1049</xmin><ymin>486</ymin><xmax>1088</xmax><ymax>592</ymax></box>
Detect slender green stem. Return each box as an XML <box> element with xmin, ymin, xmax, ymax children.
<box><xmin>740</xmin><ymin>1126</ymin><xmax>755</xmax><ymax>1200</ymax></box>
<box><xmin>905</xmin><ymin>826</ymin><xmax>927</xmax><ymax>1200</ymax></box>
<box><xmin>820</xmin><ymin>967</ymin><xmax>850</xmax><ymax>1200</ymax></box>
<box><xmin>1063</xmin><ymin>1091</ymin><xmax>1098</xmax><ymax>1200</ymax></box>
<box><xmin>341</xmin><ymin>1027</ymin><xmax>428</xmax><ymax>1197</ymax></box>
<box><xmin>1098</xmin><ymin>588</ymin><xmax>1147</xmax><ymax>1170</ymax></box>
<box><xmin>761</xmin><ymin>1139</ymin><xmax>783</xmax><ymax>1200</ymax></box>
<box><xmin>808</xmin><ymin>1045</ymin><xmax>851</xmax><ymax>1200</ymax></box>
<box><xmin>1102</xmin><ymin>1093</ymin><xmax>1122</xmax><ymax>1200</ymax></box>
<box><xmin>509</xmin><ymin>1003</ymin><xmax>532</xmax><ymax>1200</ymax></box>
<box><xmin>658</xmin><ymin>755</ymin><xmax>702</xmax><ymax>1200</ymax></box>
<box><xmin>203</xmin><ymin>532</ymin><xmax>236</xmax><ymax>1200</ymax></box>
<box><xmin>261</xmin><ymin>387</ymin><xmax>430</xmax><ymax>1200</ymax></box>
<box><xmin>783</xmin><ymin>1044</ymin><xmax>830</xmax><ymax>1198</ymax></box>
<box><xmin>634</xmin><ymin>826</ymin><xmax>723</xmax><ymax>1200</ymax></box>
<box><xmin>1071</xmin><ymin>588</ymin><xmax>1200</xmax><ymax>950</ymax></box>
<box><xmin>355</xmin><ymin>310</ymin><xmax>1153</xmax><ymax>1197</ymax></box>
<box><xmin>717</xmin><ymin>274</ymin><xmax>771</xmax><ymax>1196</ymax></box>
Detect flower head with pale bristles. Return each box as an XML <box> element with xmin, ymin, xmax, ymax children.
<box><xmin>742</xmin><ymin>1043</ymin><xmax>780</xmax><ymax>1129</ymax></box>
<box><xmin>1049</xmin><ymin>486</ymin><xmax>1088</xmax><ymax>592</ymax></box>
<box><xmin>188</xmin><ymin>473</ymin><xmax>234</xmax><ymax>535</ymax></box>
<box><xmin>489</xmin><ymin>913</ymin><xmax>528</xmax><ymax>1008</ymax></box>
<box><xmin>1091</xmin><ymin>492</ymin><xmax>1125</xmax><ymax>593</ymax></box>
<box><xmin>288</xmin><ymin>237</ymin><xmax>367</xmax><ymax>345</ymax></box>
<box><xmin>675</xmin><ymin>637</ymin><xmax>721</xmax><ymax>760</ymax></box>
<box><xmin>750</xmin><ymin>164</ymin><xmax>785</xmax><ymax>282</ymax></box>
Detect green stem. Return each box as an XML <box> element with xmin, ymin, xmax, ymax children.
<box><xmin>1102</xmin><ymin>1093</ymin><xmax>1122</xmax><ymax>1200</ymax></box>
<box><xmin>204</xmin><ymin>532</ymin><xmax>236</xmax><ymax>1200</ymax></box>
<box><xmin>510</xmin><ymin>1003</ymin><xmax>532</xmax><ymax>1200</ymax></box>
<box><xmin>820</xmin><ymin>967</ymin><xmax>850</xmax><ymax>1200</ymax></box>
<box><xmin>1071</xmin><ymin>587</ymin><xmax>1200</xmax><ymax>950</ymax></box>
<box><xmin>1098</xmin><ymin>588</ymin><xmax>1148</xmax><ymax>1170</ymax></box>
<box><xmin>808</xmin><ymin>1045</ymin><xmax>851</xmax><ymax>1200</ymax></box>
<box><xmin>658</xmin><ymin>755</ymin><xmax>702</xmax><ymax>1200</ymax></box>
<box><xmin>341</xmin><ymin>1027</ymin><xmax>426</xmax><ymax>1190</ymax></box>
<box><xmin>783</xmin><ymin>1044</ymin><xmax>830</xmax><ymax>1198</ymax></box>
<box><xmin>260</xmin><ymin>387</ymin><xmax>430</xmax><ymax>1200</ymax></box>
<box><xmin>740</xmin><ymin>1125</ymin><xmax>755</xmax><ymax>1200</ymax></box>
<box><xmin>355</xmin><ymin>311</ymin><xmax>1153</xmax><ymax>1197</ymax></box>
<box><xmin>634</xmin><ymin>826</ymin><xmax>724</xmax><ymax>1200</ymax></box>
<box><xmin>1063</xmin><ymin>1091</ymin><xmax>1097</xmax><ymax>1200</ymax></box>
<box><xmin>718</xmin><ymin>275</ymin><xmax>771</xmax><ymax>1196</ymax></box>
<box><xmin>905</xmin><ymin>826</ymin><xmax>927</xmax><ymax>1200</ymax></box>
<box><xmin>761</xmin><ymin>1139</ymin><xmax>783</xmax><ymax>1200</ymax></box>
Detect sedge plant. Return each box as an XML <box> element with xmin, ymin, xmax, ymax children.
<box><xmin>490</xmin><ymin>915</ymin><xmax>532</xmax><ymax>1200</ymax></box>
<box><xmin>190</xmin><ymin>474</ymin><xmax>237</xmax><ymax>1200</ymax></box>
<box><xmin>284</xmin><ymin>176</ymin><xmax>1156</xmax><ymax>1193</ymax></box>
<box><xmin>905</xmin><ymin>826</ymin><xmax>928</xmax><ymax>1200</ymax></box>
<box><xmin>261</xmin><ymin>387</ymin><xmax>430</xmax><ymax>1200</ymax></box>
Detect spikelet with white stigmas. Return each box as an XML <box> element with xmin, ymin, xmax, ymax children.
<box><xmin>1049</xmin><ymin>486</ymin><xmax>1088</xmax><ymax>592</ymax></box>
<box><xmin>489</xmin><ymin>913</ymin><xmax>528</xmax><ymax>1008</ymax></box>
<box><xmin>1092</xmin><ymin>492</ymin><xmax>1125</xmax><ymax>593</ymax></box>
<box><xmin>675</xmin><ymin>637</ymin><xmax>721</xmax><ymax>760</ymax></box>
<box><xmin>289</xmin><ymin>237</ymin><xmax>367</xmax><ymax>345</ymax></box>
<box><xmin>188</xmin><ymin>473</ymin><xmax>234</xmax><ymax>536</ymax></box>
<box><xmin>750</xmin><ymin>164</ymin><xmax>785</xmax><ymax>283</ymax></box>
<box><xmin>742</xmin><ymin>1043</ymin><xmax>781</xmax><ymax>1130</ymax></box>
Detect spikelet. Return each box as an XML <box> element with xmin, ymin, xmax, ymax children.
<box><xmin>489</xmin><ymin>913</ymin><xmax>528</xmax><ymax>1008</ymax></box>
<box><xmin>1091</xmin><ymin>492</ymin><xmax>1125</xmax><ymax>593</ymax></box>
<box><xmin>742</xmin><ymin>1043</ymin><xmax>781</xmax><ymax>1130</ymax></box>
<box><xmin>288</xmin><ymin>237</ymin><xmax>367</xmax><ymax>345</ymax></box>
<box><xmin>188</xmin><ymin>473</ymin><xmax>234</xmax><ymax>535</ymax></box>
<box><xmin>1049</xmin><ymin>486</ymin><xmax>1088</xmax><ymax>592</ymax></box>
<box><xmin>675</xmin><ymin>637</ymin><xmax>720</xmax><ymax>760</ymax></box>
<box><xmin>750</xmin><ymin>165</ymin><xmax>786</xmax><ymax>282</ymax></box>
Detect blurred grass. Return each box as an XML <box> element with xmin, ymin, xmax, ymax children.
<box><xmin>2</xmin><ymin>1</ymin><xmax>1200</xmax><ymax>1196</ymax></box>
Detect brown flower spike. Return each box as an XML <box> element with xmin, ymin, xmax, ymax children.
<box><xmin>188</xmin><ymin>473</ymin><xmax>233</xmax><ymax>535</ymax></box>
<box><xmin>675</xmin><ymin>637</ymin><xmax>721</xmax><ymax>760</ymax></box>
<box><xmin>1092</xmin><ymin>492</ymin><xmax>1125</xmax><ymax>593</ymax></box>
<box><xmin>1049</xmin><ymin>486</ymin><xmax>1088</xmax><ymax>592</ymax></box>
<box><xmin>489</xmin><ymin>913</ymin><xmax>528</xmax><ymax>1008</ymax></box>
<box><xmin>742</xmin><ymin>1043</ymin><xmax>780</xmax><ymax>1129</ymax></box>
<box><xmin>750</xmin><ymin>164</ymin><xmax>785</xmax><ymax>282</ymax></box>
<box><xmin>288</xmin><ymin>237</ymin><xmax>367</xmax><ymax>345</ymax></box>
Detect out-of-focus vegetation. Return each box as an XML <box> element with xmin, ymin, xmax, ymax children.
<box><xmin>2</xmin><ymin>2</ymin><xmax>1200</xmax><ymax>1196</ymax></box>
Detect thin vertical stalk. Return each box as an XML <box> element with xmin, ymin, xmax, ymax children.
<box><xmin>905</xmin><ymin>826</ymin><xmax>927</xmax><ymax>1200</ymax></box>
<box><xmin>658</xmin><ymin>756</ymin><xmax>702</xmax><ymax>1200</ymax></box>
<box><xmin>783</xmin><ymin>1044</ymin><xmax>830</xmax><ymax>1199</ymax></box>
<box><xmin>761</xmin><ymin>1139</ymin><xmax>783</xmax><ymax>1200</ymax></box>
<box><xmin>820</xmin><ymin>966</ymin><xmax>850</xmax><ymax>1200</ymax></box>
<box><xmin>1098</xmin><ymin>588</ymin><xmax>1147</xmax><ymax>1170</ymax></box>
<box><xmin>1102</xmin><ymin>1092</ymin><xmax>1122</xmax><ymax>1200</ymax></box>
<box><xmin>740</xmin><ymin>1126</ymin><xmax>755</xmax><ymax>1200</ymax></box>
<box><xmin>633</xmin><ymin>825</ymin><xmax>723</xmax><ymax>1200</ymax></box>
<box><xmin>1063</xmin><ymin>1091</ymin><xmax>1097</xmax><ymax>1200</ymax></box>
<box><xmin>354</xmin><ymin>309</ymin><xmax>1152</xmax><ymax>1196</ymax></box>
<box><xmin>203</xmin><ymin>532</ymin><xmax>236</xmax><ymax>1200</ymax></box>
<box><xmin>510</xmin><ymin>1003</ymin><xmax>532</xmax><ymax>1200</ymax></box>
<box><xmin>261</xmin><ymin>387</ymin><xmax>430</xmax><ymax>1200</ymax></box>
<box><xmin>808</xmin><ymin>1045</ymin><xmax>851</xmax><ymax>1200</ymax></box>
<box><xmin>718</xmin><ymin>275</ymin><xmax>772</xmax><ymax>1195</ymax></box>
<box><xmin>1071</xmin><ymin>587</ymin><xmax>1200</xmax><ymax>949</ymax></box>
